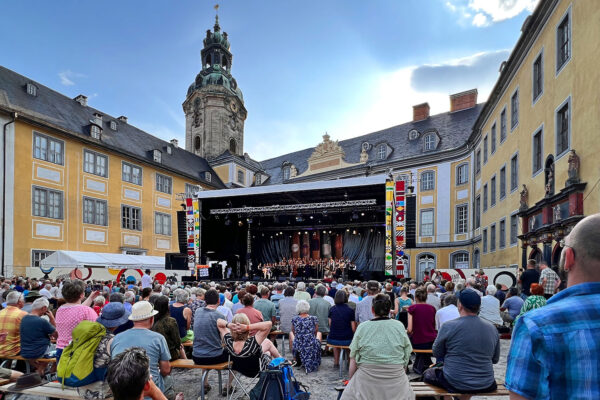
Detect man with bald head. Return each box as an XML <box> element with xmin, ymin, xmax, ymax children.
<box><xmin>505</xmin><ymin>214</ymin><xmax>600</xmax><ymax>399</ymax></box>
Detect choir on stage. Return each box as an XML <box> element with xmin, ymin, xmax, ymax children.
<box><xmin>256</xmin><ymin>257</ymin><xmax>357</xmax><ymax>280</ymax></box>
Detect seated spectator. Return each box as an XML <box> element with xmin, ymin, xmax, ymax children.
<box><xmin>424</xmin><ymin>288</ymin><xmax>500</xmax><ymax>394</ymax></box>
<box><xmin>192</xmin><ymin>289</ymin><xmax>227</xmax><ymax>393</ymax></box>
<box><xmin>20</xmin><ymin>297</ymin><xmax>57</xmax><ymax>374</ymax></box>
<box><xmin>169</xmin><ymin>289</ymin><xmax>193</xmax><ymax>342</ymax></box>
<box><xmin>235</xmin><ymin>294</ymin><xmax>264</xmax><ymax>336</ymax></box>
<box><xmin>278</xmin><ymin>287</ymin><xmax>298</xmax><ymax>352</ymax></box>
<box><xmin>355</xmin><ymin>281</ymin><xmax>380</xmax><ymax>324</ymax></box>
<box><xmin>107</xmin><ymin>347</ymin><xmax>167</xmax><ymax>400</ymax></box>
<box><xmin>394</xmin><ymin>287</ymin><xmax>413</xmax><ymax>327</ymax></box>
<box><xmin>123</xmin><ymin>291</ymin><xmax>135</xmax><ymax>312</ymax></box>
<box><xmin>270</xmin><ymin>283</ymin><xmax>285</xmax><ymax>314</ymax></box>
<box><xmin>435</xmin><ymin>294</ymin><xmax>459</xmax><ymax>330</ymax></box>
<box><xmin>216</xmin><ymin>314</ymin><xmax>280</xmax><ymax>396</ymax></box>
<box><xmin>291</xmin><ymin>300</ymin><xmax>321</xmax><ymax>373</ymax></box>
<box><xmin>22</xmin><ymin>290</ymin><xmax>41</xmax><ymax>313</ymax></box>
<box><xmin>515</xmin><ymin>283</ymin><xmax>547</xmax><ymax>322</ymax></box>
<box><xmin>407</xmin><ymin>288</ymin><xmax>437</xmax><ymax>374</ymax></box>
<box><xmin>327</xmin><ymin>290</ymin><xmax>356</xmax><ymax>367</ymax></box>
<box><xmin>93</xmin><ymin>296</ymin><xmax>105</xmax><ymax>315</ymax></box>
<box><xmin>217</xmin><ymin>293</ymin><xmax>233</xmax><ymax>323</ymax></box>
<box><xmin>494</xmin><ymin>283</ymin><xmax>506</xmax><ymax>304</ymax></box>
<box><xmin>40</xmin><ymin>283</ymin><xmax>54</xmax><ymax>300</ymax></box>
<box><xmin>293</xmin><ymin>282</ymin><xmax>311</xmax><ymax>302</ymax></box>
<box><xmin>479</xmin><ymin>285</ymin><xmax>504</xmax><ymax>327</ymax></box>
<box><xmin>0</xmin><ymin>291</ymin><xmax>27</xmax><ymax>357</ymax></box>
<box><xmin>140</xmin><ymin>287</ymin><xmax>153</xmax><ymax>302</ymax></box>
<box><xmin>111</xmin><ymin>301</ymin><xmax>172</xmax><ymax>398</ymax></box>
<box><xmin>426</xmin><ymin>284</ymin><xmax>441</xmax><ymax>310</ymax></box>
<box><xmin>152</xmin><ymin>296</ymin><xmax>185</xmax><ymax>361</ymax></box>
<box><xmin>309</xmin><ymin>285</ymin><xmax>331</xmax><ymax>334</ymax></box>
<box><xmin>188</xmin><ymin>287</ymin><xmax>206</xmax><ymax>326</ymax></box>
<box><xmin>500</xmin><ymin>287</ymin><xmax>524</xmax><ymax>324</ymax></box>
<box><xmin>230</xmin><ymin>289</ymin><xmax>245</xmax><ymax>315</ymax></box>
<box><xmin>341</xmin><ymin>294</ymin><xmax>413</xmax><ymax>400</ymax></box>
<box><xmin>253</xmin><ymin>287</ymin><xmax>276</xmax><ymax>324</ymax></box>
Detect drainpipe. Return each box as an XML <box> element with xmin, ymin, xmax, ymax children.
<box><xmin>2</xmin><ymin>112</ymin><xmax>17</xmax><ymax>276</ymax></box>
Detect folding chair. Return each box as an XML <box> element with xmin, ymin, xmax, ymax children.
<box><xmin>225</xmin><ymin>348</ymin><xmax>266</xmax><ymax>399</ymax></box>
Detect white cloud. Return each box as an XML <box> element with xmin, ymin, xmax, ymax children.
<box><xmin>445</xmin><ymin>0</ymin><xmax>539</xmax><ymax>27</ymax></box>
<box><xmin>58</xmin><ymin>70</ymin><xmax>85</xmax><ymax>86</ymax></box>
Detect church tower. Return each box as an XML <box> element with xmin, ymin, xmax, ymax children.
<box><xmin>183</xmin><ymin>14</ymin><xmax>246</xmax><ymax>160</ymax></box>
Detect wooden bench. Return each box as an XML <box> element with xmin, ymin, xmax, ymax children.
<box><xmin>0</xmin><ymin>381</ymin><xmax>112</xmax><ymax>400</ymax></box>
<box><xmin>412</xmin><ymin>349</ymin><xmax>433</xmax><ymax>354</ymax></box>
<box><xmin>0</xmin><ymin>356</ymin><xmax>57</xmax><ymax>374</ymax></box>
<box><xmin>325</xmin><ymin>344</ymin><xmax>350</xmax><ymax>378</ymax></box>
<box><xmin>170</xmin><ymin>359</ymin><xmax>231</xmax><ymax>400</ymax></box>
<box><xmin>412</xmin><ymin>381</ymin><xmax>509</xmax><ymax>398</ymax></box>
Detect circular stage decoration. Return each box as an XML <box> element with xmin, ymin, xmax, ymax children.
<box><xmin>115</xmin><ymin>269</ymin><xmax>144</xmax><ymax>283</ymax></box>
<box><xmin>71</xmin><ymin>267</ymin><xmax>93</xmax><ymax>281</ymax></box>
<box><xmin>154</xmin><ymin>272</ymin><xmax>167</xmax><ymax>284</ymax></box>
<box><xmin>39</xmin><ymin>266</ymin><xmax>54</xmax><ymax>274</ymax></box>
<box><xmin>493</xmin><ymin>271</ymin><xmax>517</xmax><ymax>289</ymax></box>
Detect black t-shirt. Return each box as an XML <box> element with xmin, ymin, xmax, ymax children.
<box><xmin>520</xmin><ymin>269</ymin><xmax>540</xmax><ymax>295</ymax></box>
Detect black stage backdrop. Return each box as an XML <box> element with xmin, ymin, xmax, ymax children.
<box><xmin>254</xmin><ymin>234</ymin><xmax>291</xmax><ymax>264</ymax></box>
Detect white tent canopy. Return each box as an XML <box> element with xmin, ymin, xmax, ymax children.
<box><xmin>40</xmin><ymin>251</ymin><xmax>165</xmax><ymax>270</ymax></box>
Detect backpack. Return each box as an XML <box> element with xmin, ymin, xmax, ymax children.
<box><xmin>250</xmin><ymin>358</ymin><xmax>310</xmax><ymax>400</ymax></box>
<box><xmin>57</xmin><ymin>321</ymin><xmax>107</xmax><ymax>387</ymax></box>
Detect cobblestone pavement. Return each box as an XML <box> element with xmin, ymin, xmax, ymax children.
<box><xmin>168</xmin><ymin>338</ymin><xmax>511</xmax><ymax>400</ymax></box>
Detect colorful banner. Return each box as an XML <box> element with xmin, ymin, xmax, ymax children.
<box><xmin>193</xmin><ymin>200</ymin><xmax>200</xmax><ymax>267</ymax></box>
<box><xmin>185</xmin><ymin>198</ymin><xmax>195</xmax><ymax>271</ymax></box>
<box><xmin>196</xmin><ymin>264</ymin><xmax>209</xmax><ymax>278</ymax></box>
<box><xmin>385</xmin><ymin>180</ymin><xmax>394</xmax><ymax>275</ymax></box>
<box><xmin>395</xmin><ymin>180</ymin><xmax>406</xmax><ymax>278</ymax></box>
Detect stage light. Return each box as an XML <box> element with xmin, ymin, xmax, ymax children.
<box><xmin>352</xmin><ymin>230</ymin><xmax>357</xmax><ymax>234</ymax></box>
<box><xmin>361</xmin><ymin>212</ymin><xmax>365</xmax><ymax>216</ymax></box>
<box><xmin>280</xmin><ymin>232</ymin><xmax>283</xmax><ymax>235</ymax></box>
<box><xmin>323</xmin><ymin>230</ymin><xmax>326</xmax><ymax>234</ymax></box>
<box><xmin>310</xmin><ymin>216</ymin><xmax>314</xmax><ymax>220</ymax></box>
<box><xmin>247</xmin><ymin>217</ymin><xmax>253</xmax><ymax>223</ymax></box>
<box><xmin>328</xmin><ymin>230</ymin><xmax>332</xmax><ymax>234</ymax></box>
<box><xmin>305</xmin><ymin>231</ymin><xmax>308</xmax><ymax>234</ymax></box>
<box><xmin>238</xmin><ymin>220</ymin><xmax>243</xmax><ymax>227</ymax></box>
<box><xmin>370</xmin><ymin>228</ymin><xmax>374</xmax><ymax>232</ymax></box>
<box><xmin>346</xmin><ymin>229</ymin><xmax>350</xmax><ymax>232</ymax></box>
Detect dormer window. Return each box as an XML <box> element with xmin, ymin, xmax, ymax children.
<box><xmin>166</xmin><ymin>145</ymin><xmax>172</xmax><ymax>155</ymax></box>
<box><xmin>153</xmin><ymin>150</ymin><xmax>162</xmax><ymax>163</ymax></box>
<box><xmin>378</xmin><ymin>144</ymin><xmax>387</xmax><ymax>160</ymax></box>
<box><xmin>424</xmin><ymin>133</ymin><xmax>436</xmax><ymax>151</ymax></box>
<box><xmin>205</xmin><ymin>171</ymin><xmax>212</xmax><ymax>182</ymax></box>
<box><xmin>361</xmin><ymin>142</ymin><xmax>370</xmax><ymax>152</ymax></box>
<box><xmin>409</xmin><ymin>129</ymin><xmax>419</xmax><ymax>140</ymax></box>
<box><xmin>283</xmin><ymin>166</ymin><xmax>291</xmax><ymax>180</ymax></box>
<box><xmin>255</xmin><ymin>174</ymin><xmax>262</xmax><ymax>185</ymax></box>
<box><xmin>90</xmin><ymin>125</ymin><xmax>101</xmax><ymax>140</ymax></box>
<box><xmin>110</xmin><ymin>120</ymin><xmax>117</xmax><ymax>131</ymax></box>
<box><xmin>26</xmin><ymin>83</ymin><xmax>37</xmax><ymax>96</ymax></box>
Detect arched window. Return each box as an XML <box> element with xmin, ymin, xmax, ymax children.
<box><xmin>451</xmin><ymin>251</ymin><xmax>469</xmax><ymax>269</ymax></box>
<box><xmin>194</xmin><ymin>136</ymin><xmax>201</xmax><ymax>151</ymax></box>
<box><xmin>418</xmin><ymin>254</ymin><xmax>436</xmax><ymax>281</ymax></box>
<box><xmin>229</xmin><ymin>138</ymin><xmax>237</xmax><ymax>154</ymax></box>
<box><xmin>283</xmin><ymin>165</ymin><xmax>291</xmax><ymax>180</ymax></box>
<box><xmin>378</xmin><ymin>144</ymin><xmax>387</xmax><ymax>160</ymax></box>
<box><xmin>421</xmin><ymin>171</ymin><xmax>435</xmax><ymax>191</ymax></box>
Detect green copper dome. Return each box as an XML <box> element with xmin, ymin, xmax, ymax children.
<box><xmin>203</xmin><ymin>16</ymin><xmax>230</xmax><ymax>50</ymax></box>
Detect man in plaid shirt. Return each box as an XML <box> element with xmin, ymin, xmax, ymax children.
<box><xmin>0</xmin><ymin>291</ymin><xmax>27</xmax><ymax>357</ymax></box>
<box><xmin>506</xmin><ymin>214</ymin><xmax>600</xmax><ymax>399</ymax></box>
<box><xmin>538</xmin><ymin>261</ymin><xmax>561</xmax><ymax>299</ymax></box>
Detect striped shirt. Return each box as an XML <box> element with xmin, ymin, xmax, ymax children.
<box><xmin>0</xmin><ymin>306</ymin><xmax>27</xmax><ymax>356</ymax></box>
<box><xmin>506</xmin><ymin>282</ymin><xmax>600</xmax><ymax>399</ymax></box>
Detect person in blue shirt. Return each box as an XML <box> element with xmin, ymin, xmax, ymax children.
<box><xmin>506</xmin><ymin>213</ymin><xmax>600</xmax><ymax>399</ymax></box>
<box><xmin>499</xmin><ymin>287</ymin><xmax>523</xmax><ymax>324</ymax></box>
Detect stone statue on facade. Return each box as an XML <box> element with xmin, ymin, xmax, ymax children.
<box><xmin>519</xmin><ymin>184</ymin><xmax>529</xmax><ymax>211</ymax></box>
<box><xmin>553</xmin><ymin>204</ymin><xmax>562</xmax><ymax>222</ymax></box>
<box><xmin>545</xmin><ymin>163</ymin><xmax>555</xmax><ymax>197</ymax></box>
<box><xmin>566</xmin><ymin>149</ymin><xmax>580</xmax><ymax>185</ymax></box>
<box><xmin>360</xmin><ymin>148</ymin><xmax>368</xmax><ymax>163</ymax></box>
<box><xmin>290</xmin><ymin>165</ymin><xmax>298</xmax><ymax>178</ymax></box>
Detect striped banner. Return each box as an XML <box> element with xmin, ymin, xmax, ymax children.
<box><xmin>185</xmin><ymin>198</ymin><xmax>195</xmax><ymax>271</ymax></box>
<box><xmin>385</xmin><ymin>180</ymin><xmax>394</xmax><ymax>275</ymax></box>
<box><xmin>193</xmin><ymin>200</ymin><xmax>201</xmax><ymax>268</ymax></box>
<box><xmin>395</xmin><ymin>180</ymin><xmax>406</xmax><ymax>278</ymax></box>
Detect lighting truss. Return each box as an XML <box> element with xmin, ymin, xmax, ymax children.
<box><xmin>210</xmin><ymin>199</ymin><xmax>377</xmax><ymax>215</ymax></box>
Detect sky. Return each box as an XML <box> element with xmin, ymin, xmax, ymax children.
<box><xmin>1</xmin><ymin>0</ymin><xmax>538</xmax><ymax>160</ymax></box>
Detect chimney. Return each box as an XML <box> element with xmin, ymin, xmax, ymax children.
<box><xmin>74</xmin><ymin>94</ymin><xmax>87</xmax><ymax>107</ymax></box>
<box><xmin>92</xmin><ymin>112</ymin><xmax>103</xmax><ymax>126</ymax></box>
<box><xmin>170</xmin><ymin>139</ymin><xmax>178</xmax><ymax>148</ymax></box>
<box><xmin>413</xmin><ymin>103</ymin><xmax>430</xmax><ymax>122</ymax></box>
<box><xmin>450</xmin><ymin>89</ymin><xmax>478</xmax><ymax>112</ymax></box>
<box><xmin>118</xmin><ymin>115</ymin><xmax>128</xmax><ymax>123</ymax></box>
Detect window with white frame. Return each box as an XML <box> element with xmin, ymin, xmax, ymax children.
<box><xmin>556</xmin><ymin>99</ymin><xmax>570</xmax><ymax>156</ymax></box>
<box><xmin>556</xmin><ymin>9</ymin><xmax>571</xmax><ymax>72</ymax></box>
<box><xmin>510</xmin><ymin>154</ymin><xmax>519</xmax><ymax>191</ymax></box>
<box><xmin>237</xmin><ymin>170</ymin><xmax>245</xmax><ymax>184</ymax></box>
<box><xmin>474</xmin><ymin>195</ymin><xmax>481</xmax><ymax>229</ymax></box>
<box><xmin>122</xmin><ymin>162</ymin><xmax>142</xmax><ymax>185</ymax></box>
<box><xmin>121</xmin><ymin>205</ymin><xmax>142</xmax><ymax>231</ymax></box>
<box><xmin>420</xmin><ymin>209</ymin><xmax>434</xmax><ymax>236</ymax></box>
<box><xmin>499</xmin><ymin>219</ymin><xmax>506</xmax><ymax>249</ymax></box>
<box><xmin>418</xmin><ymin>254</ymin><xmax>435</xmax><ymax>281</ymax></box>
<box><xmin>255</xmin><ymin>174</ymin><xmax>262</xmax><ymax>185</ymax></box>
<box><xmin>155</xmin><ymin>212</ymin><xmax>171</xmax><ymax>236</ymax></box>
<box><xmin>510</xmin><ymin>214</ymin><xmax>518</xmax><ymax>245</ymax></box>
<box><xmin>490</xmin><ymin>224</ymin><xmax>496</xmax><ymax>252</ymax></box>
<box><xmin>156</xmin><ymin>173</ymin><xmax>172</xmax><ymax>194</ymax></box>
<box><xmin>491</xmin><ymin>123</ymin><xmax>497</xmax><ymax>154</ymax></box>
<box><xmin>90</xmin><ymin>125</ymin><xmax>101</xmax><ymax>140</ymax></box>
<box><xmin>483</xmin><ymin>228</ymin><xmax>488</xmax><ymax>253</ymax></box>
<box><xmin>283</xmin><ymin>166</ymin><xmax>290</xmax><ymax>180</ymax></box>
<box><xmin>32</xmin><ymin>250</ymin><xmax>53</xmax><ymax>268</ymax></box>
<box><xmin>475</xmin><ymin>149</ymin><xmax>481</xmax><ymax>174</ymax></box>
<box><xmin>491</xmin><ymin>175</ymin><xmax>496</xmax><ymax>206</ymax></box>
<box><xmin>451</xmin><ymin>252</ymin><xmax>469</xmax><ymax>269</ymax></box>
<box><xmin>500</xmin><ymin>166</ymin><xmax>506</xmax><ymax>199</ymax></box>
<box><xmin>511</xmin><ymin>89</ymin><xmax>519</xmax><ymax>129</ymax></box>
<box><xmin>33</xmin><ymin>132</ymin><xmax>63</xmax><ymax>165</ymax></box>
<box><xmin>421</xmin><ymin>171</ymin><xmax>435</xmax><ymax>191</ymax></box>
<box><xmin>483</xmin><ymin>135</ymin><xmax>488</xmax><ymax>163</ymax></box>
<box><xmin>533</xmin><ymin>52</ymin><xmax>543</xmax><ymax>101</ymax></box>
<box><xmin>456</xmin><ymin>204</ymin><xmax>468</xmax><ymax>234</ymax></box>
<box><xmin>205</xmin><ymin>171</ymin><xmax>212</xmax><ymax>182</ymax></box>
<box><xmin>456</xmin><ymin>163</ymin><xmax>468</xmax><ymax>185</ymax></box>
<box><xmin>26</xmin><ymin>83</ymin><xmax>37</xmax><ymax>96</ymax></box>
<box><xmin>153</xmin><ymin>150</ymin><xmax>162</xmax><ymax>163</ymax></box>
<box><xmin>83</xmin><ymin>197</ymin><xmax>107</xmax><ymax>226</ymax></box>
<box><xmin>424</xmin><ymin>134</ymin><xmax>436</xmax><ymax>151</ymax></box>
<box><xmin>483</xmin><ymin>183</ymin><xmax>488</xmax><ymax>212</ymax></box>
<box><xmin>185</xmin><ymin>183</ymin><xmax>199</xmax><ymax>196</ymax></box>
<box><xmin>110</xmin><ymin>120</ymin><xmax>117</xmax><ymax>131</ymax></box>
<box><xmin>533</xmin><ymin>129</ymin><xmax>543</xmax><ymax>174</ymax></box>
<box><xmin>83</xmin><ymin>150</ymin><xmax>107</xmax><ymax>177</ymax></box>
<box><xmin>500</xmin><ymin>109</ymin><xmax>507</xmax><ymax>142</ymax></box>
<box><xmin>378</xmin><ymin>144</ymin><xmax>387</xmax><ymax>160</ymax></box>
<box><xmin>32</xmin><ymin>186</ymin><xmax>63</xmax><ymax>219</ymax></box>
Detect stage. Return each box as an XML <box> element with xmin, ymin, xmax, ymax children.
<box><xmin>191</xmin><ymin>175</ymin><xmax>397</xmax><ymax>280</ymax></box>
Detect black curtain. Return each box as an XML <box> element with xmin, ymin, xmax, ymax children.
<box><xmin>254</xmin><ymin>234</ymin><xmax>291</xmax><ymax>264</ymax></box>
<box><xmin>343</xmin><ymin>230</ymin><xmax>384</xmax><ymax>272</ymax></box>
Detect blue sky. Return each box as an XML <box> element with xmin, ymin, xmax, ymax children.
<box><xmin>1</xmin><ymin>0</ymin><xmax>538</xmax><ymax>160</ymax></box>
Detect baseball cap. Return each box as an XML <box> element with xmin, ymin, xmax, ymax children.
<box><xmin>458</xmin><ymin>288</ymin><xmax>481</xmax><ymax>310</ymax></box>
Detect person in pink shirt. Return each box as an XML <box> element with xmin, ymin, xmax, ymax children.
<box><xmin>55</xmin><ymin>280</ymin><xmax>99</xmax><ymax>361</ymax></box>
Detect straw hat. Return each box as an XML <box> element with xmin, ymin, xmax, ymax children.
<box><xmin>128</xmin><ymin>300</ymin><xmax>158</xmax><ymax>321</ymax></box>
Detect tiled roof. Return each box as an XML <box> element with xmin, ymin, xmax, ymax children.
<box><xmin>259</xmin><ymin>104</ymin><xmax>484</xmax><ymax>185</ymax></box>
<box><xmin>0</xmin><ymin>65</ymin><xmax>225</xmax><ymax>189</ymax></box>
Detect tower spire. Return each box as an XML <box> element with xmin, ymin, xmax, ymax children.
<box><xmin>214</xmin><ymin>4</ymin><xmax>220</xmax><ymax>31</ymax></box>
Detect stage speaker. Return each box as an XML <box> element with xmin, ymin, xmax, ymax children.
<box><xmin>177</xmin><ymin>211</ymin><xmax>187</xmax><ymax>254</ymax></box>
<box><xmin>405</xmin><ymin>196</ymin><xmax>416</xmax><ymax>248</ymax></box>
<box><xmin>165</xmin><ymin>253</ymin><xmax>188</xmax><ymax>271</ymax></box>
